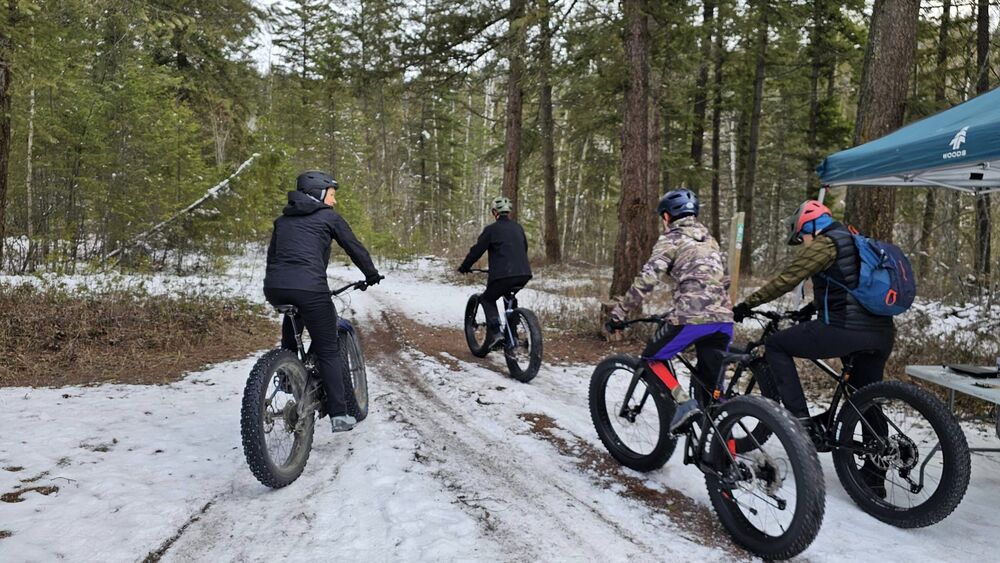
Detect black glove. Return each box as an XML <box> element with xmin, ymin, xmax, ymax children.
<box><xmin>732</xmin><ymin>302</ymin><xmax>752</xmax><ymax>323</ymax></box>
<box><xmin>457</xmin><ymin>265</ymin><xmax>471</xmax><ymax>274</ymax></box>
<box><xmin>365</xmin><ymin>273</ymin><xmax>384</xmax><ymax>287</ymax></box>
<box><xmin>791</xmin><ymin>302</ymin><xmax>816</xmax><ymax>322</ymax></box>
<box><xmin>605</xmin><ymin>319</ymin><xmax>627</xmax><ymax>333</ymax></box>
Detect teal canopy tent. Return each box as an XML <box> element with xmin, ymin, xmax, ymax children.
<box><xmin>817</xmin><ymin>87</ymin><xmax>1000</xmax><ymax>195</ymax></box>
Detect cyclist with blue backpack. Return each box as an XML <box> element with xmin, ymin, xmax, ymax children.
<box><xmin>733</xmin><ymin>200</ymin><xmax>911</xmax><ymax>428</ymax></box>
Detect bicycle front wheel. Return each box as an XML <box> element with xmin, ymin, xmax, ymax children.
<box><xmin>503</xmin><ymin>308</ymin><xmax>543</xmax><ymax>382</ymax></box>
<box><xmin>705</xmin><ymin>396</ymin><xmax>825</xmax><ymax>560</ymax></box>
<box><xmin>832</xmin><ymin>380</ymin><xmax>970</xmax><ymax>528</ymax></box>
<box><xmin>341</xmin><ymin>328</ymin><xmax>369</xmax><ymax>422</ymax></box>
<box><xmin>241</xmin><ymin>349</ymin><xmax>316</xmax><ymax>488</ymax></box>
<box><xmin>464</xmin><ymin>294</ymin><xmax>490</xmax><ymax>357</ymax></box>
<box><xmin>589</xmin><ymin>354</ymin><xmax>676</xmax><ymax>472</ymax></box>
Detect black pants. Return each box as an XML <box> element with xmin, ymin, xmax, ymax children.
<box><xmin>641</xmin><ymin>323</ymin><xmax>733</xmax><ymax>405</ymax></box>
<box><xmin>263</xmin><ymin>287</ymin><xmax>349</xmax><ymax>417</ymax></box>
<box><xmin>765</xmin><ymin>320</ymin><xmax>894</xmax><ymax>417</ymax></box>
<box><xmin>480</xmin><ymin>276</ymin><xmax>532</xmax><ymax>329</ymax></box>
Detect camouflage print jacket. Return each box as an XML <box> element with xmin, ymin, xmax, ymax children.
<box><xmin>611</xmin><ymin>216</ymin><xmax>733</xmax><ymax>325</ymax></box>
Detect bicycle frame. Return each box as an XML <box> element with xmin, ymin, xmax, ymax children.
<box><xmin>468</xmin><ymin>269</ymin><xmax>523</xmax><ymax>350</ymax></box>
<box><xmin>732</xmin><ymin>311</ymin><xmax>943</xmax><ymax>492</ymax></box>
<box><xmin>613</xmin><ymin>322</ymin><xmax>753</xmax><ymax>481</ymax></box>
<box><xmin>277</xmin><ymin>280</ymin><xmax>367</xmax><ymax>420</ymax></box>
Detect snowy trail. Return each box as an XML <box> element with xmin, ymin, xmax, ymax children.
<box><xmin>2</xmin><ymin>262</ymin><xmax>1000</xmax><ymax>562</ymax></box>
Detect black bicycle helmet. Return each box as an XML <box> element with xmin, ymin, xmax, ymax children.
<box><xmin>296</xmin><ymin>170</ymin><xmax>338</xmax><ymax>200</ymax></box>
<box><xmin>657</xmin><ymin>189</ymin><xmax>699</xmax><ymax>220</ymax></box>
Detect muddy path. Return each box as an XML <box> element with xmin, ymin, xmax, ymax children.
<box><xmin>365</xmin><ymin>308</ymin><xmax>745</xmax><ymax>559</ymax></box>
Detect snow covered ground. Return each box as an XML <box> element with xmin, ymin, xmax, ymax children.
<box><xmin>2</xmin><ymin>257</ymin><xmax>1000</xmax><ymax>562</ymax></box>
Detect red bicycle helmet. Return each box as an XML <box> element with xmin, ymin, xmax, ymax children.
<box><xmin>787</xmin><ymin>200</ymin><xmax>832</xmax><ymax>245</ymax></box>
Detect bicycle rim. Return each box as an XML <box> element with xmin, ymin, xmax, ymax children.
<box><xmin>262</xmin><ymin>363</ymin><xmax>309</xmax><ymax>469</ymax></box>
<box><xmin>604</xmin><ymin>365</ymin><xmax>663</xmax><ymax>457</ymax></box>
<box><xmin>709</xmin><ymin>414</ymin><xmax>809</xmax><ymax>542</ymax></box>
<box><xmin>505</xmin><ymin>315</ymin><xmax>532</xmax><ymax>370</ymax></box>
<box><xmin>837</xmin><ymin>395</ymin><xmax>952</xmax><ymax>515</ymax></box>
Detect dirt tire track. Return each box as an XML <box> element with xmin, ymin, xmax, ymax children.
<box><xmin>154</xmin><ymin>436</ymin><xmax>356</xmax><ymax>562</ymax></box>
<box><xmin>365</xmin><ymin>309</ymin><xmax>704</xmax><ymax>560</ymax></box>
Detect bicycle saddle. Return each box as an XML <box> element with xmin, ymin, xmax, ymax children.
<box><xmin>718</xmin><ymin>351</ymin><xmax>752</xmax><ymax>365</ymax></box>
<box><xmin>506</xmin><ymin>285</ymin><xmax>526</xmax><ymax>298</ymax></box>
<box><xmin>274</xmin><ymin>304</ymin><xmax>299</xmax><ymax>315</ymax></box>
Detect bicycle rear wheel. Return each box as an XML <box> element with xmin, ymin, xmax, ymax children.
<box><xmin>705</xmin><ymin>396</ymin><xmax>825</xmax><ymax>560</ymax></box>
<box><xmin>464</xmin><ymin>294</ymin><xmax>490</xmax><ymax>357</ymax></box>
<box><xmin>589</xmin><ymin>354</ymin><xmax>676</xmax><ymax>472</ymax></box>
<box><xmin>832</xmin><ymin>380</ymin><xmax>970</xmax><ymax>528</ymax></box>
<box><xmin>504</xmin><ymin>308</ymin><xmax>543</xmax><ymax>382</ymax></box>
<box><xmin>241</xmin><ymin>349</ymin><xmax>315</xmax><ymax>488</ymax></box>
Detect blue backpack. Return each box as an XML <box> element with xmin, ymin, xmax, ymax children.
<box><xmin>825</xmin><ymin>231</ymin><xmax>916</xmax><ymax>316</ymax></box>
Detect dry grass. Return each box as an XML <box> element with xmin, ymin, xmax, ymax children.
<box><xmin>0</xmin><ymin>284</ymin><xmax>278</xmax><ymax>387</ymax></box>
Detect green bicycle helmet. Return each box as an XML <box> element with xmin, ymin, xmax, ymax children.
<box><xmin>490</xmin><ymin>196</ymin><xmax>513</xmax><ymax>214</ymax></box>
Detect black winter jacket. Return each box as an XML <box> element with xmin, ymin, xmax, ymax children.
<box><xmin>264</xmin><ymin>191</ymin><xmax>379</xmax><ymax>293</ymax></box>
<box><xmin>459</xmin><ymin>216</ymin><xmax>532</xmax><ymax>283</ymax></box>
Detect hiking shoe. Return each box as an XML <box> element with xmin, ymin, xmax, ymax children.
<box><xmin>484</xmin><ymin>327</ymin><xmax>504</xmax><ymax>350</ymax></box>
<box><xmin>669</xmin><ymin>399</ymin><xmax>702</xmax><ymax>434</ymax></box>
<box><xmin>860</xmin><ymin>461</ymin><xmax>887</xmax><ymax>499</ymax></box>
<box><xmin>330</xmin><ymin>415</ymin><xmax>357</xmax><ymax>433</ymax></box>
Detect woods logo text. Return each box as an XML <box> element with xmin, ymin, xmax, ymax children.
<box><xmin>943</xmin><ymin>126</ymin><xmax>968</xmax><ymax>159</ymax></box>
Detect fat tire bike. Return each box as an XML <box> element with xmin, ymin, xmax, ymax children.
<box><xmin>241</xmin><ymin>280</ymin><xmax>371</xmax><ymax>489</ymax></box>
<box><xmin>589</xmin><ymin>317</ymin><xmax>825</xmax><ymax>560</ymax></box>
<box><xmin>463</xmin><ymin>269</ymin><xmax>543</xmax><ymax>382</ymax></box>
<box><xmin>726</xmin><ymin>309</ymin><xmax>971</xmax><ymax>528</ymax></box>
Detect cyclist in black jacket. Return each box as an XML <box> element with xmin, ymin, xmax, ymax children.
<box><xmin>458</xmin><ymin>196</ymin><xmax>532</xmax><ymax>349</ymax></box>
<box><xmin>264</xmin><ymin>170</ymin><xmax>383</xmax><ymax>433</ymax></box>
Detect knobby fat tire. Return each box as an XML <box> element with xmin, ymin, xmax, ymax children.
<box><xmin>705</xmin><ymin>396</ymin><xmax>826</xmax><ymax>560</ymax></box>
<box><xmin>241</xmin><ymin>349</ymin><xmax>315</xmax><ymax>489</ymax></box>
<box><xmin>589</xmin><ymin>354</ymin><xmax>677</xmax><ymax>472</ymax></box>
<box><xmin>504</xmin><ymin>308</ymin><xmax>543</xmax><ymax>383</ymax></box>
<box><xmin>464</xmin><ymin>294</ymin><xmax>490</xmax><ymax>358</ymax></box>
<box><xmin>832</xmin><ymin>380</ymin><xmax>971</xmax><ymax>528</ymax></box>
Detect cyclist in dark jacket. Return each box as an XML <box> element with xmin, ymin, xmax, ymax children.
<box><xmin>733</xmin><ymin>200</ymin><xmax>895</xmax><ymax>495</ymax></box>
<box><xmin>264</xmin><ymin>170</ymin><xmax>383</xmax><ymax>433</ymax></box>
<box><xmin>458</xmin><ymin>196</ymin><xmax>532</xmax><ymax>348</ymax></box>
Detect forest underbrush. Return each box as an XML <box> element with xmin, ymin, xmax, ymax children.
<box><xmin>0</xmin><ymin>284</ymin><xmax>276</xmax><ymax>387</ymax></box>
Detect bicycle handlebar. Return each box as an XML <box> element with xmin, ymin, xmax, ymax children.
<box><xmin>749</xmin><ymin>309</ymin><xmax>786</xmax><ymax>321</ymax></box>
<box><xmin>331</xmin><ymin>280</ymin><xmax>369</xmax><ymax>296</ymax></box>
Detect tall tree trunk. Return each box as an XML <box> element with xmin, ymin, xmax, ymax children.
<box><xmin>610</xmin><ymin>0</ymin><xmax>653</xmax><ymax>298</ymax></box>
<box><xmin>709</xmin><ymin>1</ymin><xmax>724</xmax><ymax>240</ymax></box>
<box><xmin>689</xmin><ymin>0</ymin><xmax>715</xmax><ymax>190</ymax></box>
<box><xmin>649</xmin><ymin>67</ymin><xmax>663</xmax><ymax>230</ymax></box>
<box><xmin>501</xmin><ymin>0</ymin><xmax>527</xmax><ymax>219</ymax></box>
<box><xmin>919</xmin><ymin>0</ymin><xmax>951</xmax><ymax>278</ymax></box>
<box><xmin>0</xmin><ymin>3</ymin><xmax>14</xmax><ymax>269</ymax></box>
<box><xmin>843</xmin><ymin>0</ymin><xmax>920</xmax><ymax>242</ymax></box>
<box><xmin>24</xmin><ymin>51</ymin><xmax>34</xmax><ymax>271</ymax></box>
<box><xmin>737</xmin><ymin>1</ymin><xmax>768</xmax><ymax>276</ymax></box>
<box><xmin>540</xmin><ymin>0</ymin><xmax>560</xmax><ymax>262</ymax></box>
<box><xmin>804</xmin><ymin>0</ymin><xmax>825</xmax><ymax>198</ymax></box>
<box><xmin>974</xmin><ymin>0</ymin><xmax>992</xmax><ymax>280</ymax></box>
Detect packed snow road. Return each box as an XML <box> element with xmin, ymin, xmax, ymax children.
<box><xmin>2</xmin><ymin>262</ymin><xmax>999</xmax><ymax>562</ymax></box>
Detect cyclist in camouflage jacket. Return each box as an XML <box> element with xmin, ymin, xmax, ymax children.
<box><xmin>607</xmin><ymin>189</ymin><xmax>734</xmax><ymax>433</ymax></box>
